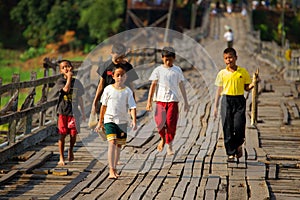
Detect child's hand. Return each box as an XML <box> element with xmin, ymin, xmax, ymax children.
<box><xmin>94</xmin><ymin>123</ymin><xmax>104</xmax><ymax>133</ymax></box>
<box><xmin>184</xmin><ymin>103</ymin><xmax>190</xmax><ymax>112</ymax></box>
<box><xmin>146</xmin><ymin>102</ymin><xmax>152</xmax><ymax>111</ymax></box>
<box><xmin>213</xmin><ymin>108</ymin><xmax>218</xmax><ymax>120</ymax></box>
<box><xmin>131</xmin><ymin>121</ymin><xmax>137</xmax><ymax>131</ymax></box>
<box><xmin>82</xmin><ymin>114</ymin><xmax>86</xmax><ymax>122</ymax></box>
<box><xmin>65</xmin><ymin>71</ymin><xmax>73</xmax><ymax>79</ymax></box>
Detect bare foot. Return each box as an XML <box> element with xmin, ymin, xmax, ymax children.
<box><xmin>108</xmin><ymin>170</ymin><xmax>118</xmax><ymax>179</ymax></box>
<box><xmin>108</xmin><ymin>175</ymin><xmax>118</xmax><ymax>179</ymax></box>
<box><xmin>157</xmin><ymin>139</ymin><xmax>165</xmax><ymax>152</ymax></box>
<box><xmin>114</xmin><ymin>169</ymin><xmax>120</xmax><ymax>177</ymax></box>
<box><xmin>167</xmin><ymin>144</ymin><xmax>174</xmax><ymax>155</ymax></box>
<box><xmin>68</xmin><ymin>150</ymin><xmax>74</xmax><ymax>161</ymax></box>
<box><xmin>58</xmin><ymin>160</ymin><xmax>65</xmax><ymax>166</ymax></box>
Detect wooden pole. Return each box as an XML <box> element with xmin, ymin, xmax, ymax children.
<box><xmin>190</xmin><ymin>2</ymin><xmax>197</xmax><ymax>30</ymax></box>
<box><xmin>251</xmin><ymin>69</ymin><xmax>259</xmax><ymax>127</ymax></box>
<box><xmin>164</xmin><ymin>0</ymin><xmax>174</xmax><ymax>43</ymax></box>
<box><xmin>8</xmin><ymin>74</ymin><xmax>20</xmax><ymax>146</ymax></box>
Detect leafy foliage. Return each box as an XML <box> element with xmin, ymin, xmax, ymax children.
<box><xmin>78</xmin><ymin>0</ymin><xmax>125</xmax><ymax>43</ymax></box>
<box><xmin>10</xmin><ymin>0</ymin><xmax>125</xmax><ymax>48</ymax></box>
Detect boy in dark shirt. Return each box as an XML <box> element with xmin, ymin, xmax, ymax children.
<box><xmin>56</xmin><ymin>60</ymin><xmax>85</xmax><ymax>166</ymax></box>
<box><xmin>91</xmin><ymin>43</ymin><xmax>139</xmax><ymax>115</ymax></box>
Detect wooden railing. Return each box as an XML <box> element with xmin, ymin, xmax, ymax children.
<box><xmin>0</xmin><ymin>58</ymin><xmax>92</xmax><ymax>148</ymax></box>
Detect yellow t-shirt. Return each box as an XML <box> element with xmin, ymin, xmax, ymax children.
<box><xmin>215</xmin><ymin>66</ymin><xmax>251</xmax><ymax>95</ymax></box>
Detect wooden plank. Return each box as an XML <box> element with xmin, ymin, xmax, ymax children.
<box><xmin>0</xmin><ymin>170</ymin><xmax>19</xmax><ymax>185</ymax></box>
<box><xmin>280</xmin><ymin>102</ymin><xmax>289</xmax><ymax>125</ymax></box>
<box><xmin>205</xmin><ymin>175</ymin><xmax>220</xmax><ymax>190</ymax></box>
<box><xmin>246</xmin><ymin>161</ymin><xmax>266</xmax><ymax>179</ymax></box>
<box><xmin>245</xmin><ymin>146</ymin><xmax>257</xmax><ymax>160</ymax></box>
<box><xmin>99</xmin><ymin>172</ymin><xmax>138</xmax><ymax>200</ymax></box>
<box><xmin>128</xmin><ymin>170</ymin><xmax>159</xmax><ymax>200</ymax></box>
<box><xmin>228</xmin><ymin>171</ymin><xmax>247</xmax><ymax>200</ymax></box>
<box><xmin>16</xmin><ymin>151</ymin><xmax>53</xmax><ymax>174</ymax></box>
<box><xmin>13</xmin><ymin>151</ymin><xmax>36</xmax><ymax>161</ymax></box>
<box><xmin>247</xmin><ymin>179</ymin><xmax>270</xmax><ymax>200</ymax></box>
<box><xmin>156</xmin><ymin>164</ymin><xmax>183</xmax><ymax>200</ymax></box>
<box><xmin>288</xmin><ymin>101</ymin><xmax>300</xmax><ymax>119</ymax></box>
<box><xmin>267</xmin><ymin>164</ymin><xmax>279</xmax><ymax>179</ymax></box>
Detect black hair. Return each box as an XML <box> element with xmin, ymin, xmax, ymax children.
<box><xmin>112</xmin><ymin>65</ymin><xmax>126</xmax><ymax>73</ymax></box>
<box><xmin>223</xmin><ymin>47</ymin><xmax>237</xmax><ymax>57</ymax></box>
<box><xmin>112</xmin><ymin>43</ymin><xmax>126</xmax><ymax>55</ymax></box>
<box><xmin>161</xmin><ymin>46</ymin><xmax>176</xmax><ymax>58</ymax></box>
<box><xmin>58</xmin><ymin>59</ymin><xmax>73</xmax><ymax>68</ymax></box>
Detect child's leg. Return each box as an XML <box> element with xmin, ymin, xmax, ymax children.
<box><xmin>155</xmin><ymin>102</ymin><xmax>167</xmax><ymax>151</ymax></box>
<box><xmin>114</xmin><ymin>144</ymin><xmax>122</xmax><ymax>176</ymax></box>
<box><xmin>68</xmin><ymin>134</ymin><xmax>76</xmax><ymax>161</ymax></box>
<box><xmin>108</xmin><ymin>140</ymin><xmax>117</xmax><ymax>179</ymax></box>
<box><xmin>165</xmin><ymin>102</ymin><xmax>179</xmax><ymax>144</ymax></box>
<box><xmin>58</xmin><ymin>134</ymin><xmax>66</xmax><ymax>165</ymax></box>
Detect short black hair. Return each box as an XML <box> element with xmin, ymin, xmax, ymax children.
<box><xmin>161</xmin><ymin>46</ymin><xmax>176</xmax><ymax>58</ymax></box>
<box><xmin>112</xmin><ymin>43</ymin><xmax>126</xmax><ymax>55</ymax></box>
<box><xmin>223</xmin><ymin>47</ymin><xmax>237</xmax><ymax>57</ymax></box>
<box><xmin>58</xmin><ymin>59</ymin><xmax>73</xmax><ymax>67</ymax></box>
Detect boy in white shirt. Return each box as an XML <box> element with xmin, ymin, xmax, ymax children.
<box><xmin>146</xmin><ymin>47</ymin><xmax>189</xmax><ymax>155</ymax></box>
<box><xmin>95</xmin><ymin>66</ymin><xmax>137</xmax><ymax>179</ymax></box>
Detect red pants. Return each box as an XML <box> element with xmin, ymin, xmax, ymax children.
<box><xmin>155</xmin><ymin>102</ymin><xmax>179</xmax><ymax>144</ymax></box>
<box><xmin>58</xmin><ymin>115</ymin><xmax>77</xmax><ymax>136</ymax></box>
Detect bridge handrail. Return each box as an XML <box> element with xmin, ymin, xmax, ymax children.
<box><xmin>0</xmin><ymin>59</ymin><xmax>92</xmax><ymax>148</ymax></box>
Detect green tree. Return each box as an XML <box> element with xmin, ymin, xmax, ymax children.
<box><xmin>78</xmin><ymin>0</ymin><xmax>125</xmax><ymax>43</ymax></box>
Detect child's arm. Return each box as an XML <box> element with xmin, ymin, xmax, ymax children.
<box><xmin>179</xmin><ymin>81</ymin><xmax>189</xmax><ymax>112</ymax></box>
<box><xmin>95</xmin><ymin>105</ymin><xmax>107</xmax><ymax>132</ymax></box>
<box><xmin>213</xmin><ymin>86</ymin><xmax>223</xmax><ymax>119</ymax></box>
<box><xmin>92</xmin><ymin>77</ymin><xmax>105</xmax><ymax>114</ymax></box>
<box><xmin>62</xmin><ymin>71</ymin><xmax>73</xmax><ymax>93</ymax></box>
<box><xmin>146</xmin><ymin>80</ymin><xmax>157</xmax><ymax>111</ymax></box>
<box><xmin>78</xmin><ymin>96</ymin><xmax>86</xmax><ymax>121</ymax></box>
<box><xmin>130</xmin><ymin>108</ymin><xmax>137</xmax><ymax>130</ymax></box>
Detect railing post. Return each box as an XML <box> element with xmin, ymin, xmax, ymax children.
<box><xmin>25</xmin><ymin>72</ymin><xmax>37</xmax><ymax>134</ymax></box>
<box><xmin>8</xmin><ymin>73</ymin><xmax>20</xmax><ymax>145</ymax></box>
<box><xmin>0</xmin><ymin>78</ymin><xmax>2</xmax><ymax>107</ymax></box>
<box><xmin>251</xmin><ymin>69</ymin><xmax>259</xmax><ymax>127</ymax></box>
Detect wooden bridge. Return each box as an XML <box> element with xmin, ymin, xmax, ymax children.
<box><xmin>1</xmin><ymin>4</ymin><xmax>300</xmax><ymax>200</ymax></box>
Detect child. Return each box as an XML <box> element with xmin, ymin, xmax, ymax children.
<box><xmin>56</xmin><ymin>60</ymin><xmax>86</xmax><ymax>166</ymax></box>
<box><xmin>213</xmin><ymin>47</ymin><xmax>255</xmax><ymax>161</ymax></box>
<box><xmin>224</xmin><ymin>27</ymin><xmax>234</xmax><ymax>48</ymax></box>
<box><xmin>91</xmin><ymin>43</ymin><xmax>139</xmax><ymax>115</ymax></box>
<box><xmin>146</xmin><ymin>46</ymin><xmax>189</xmax><ymax>155</ymax></box>
<box><xmin>94</xmin><ymin>66</ymin><xmax>137</xmax><ymax>179</ymax></box>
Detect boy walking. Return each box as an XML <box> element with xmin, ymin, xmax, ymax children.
<box><xmin>95</xmin><ymin>66</ymin><xmax>137</xmax><ymax>179</ymax></box>
<box><xmin>146</xmin><ymin>47</ymin><xmax>189</xmax><ymax>155</ymax></box>
<box><xmin>91</xmin><ymin>43</ymin><xmax>139</xmax><ymax>115</ymax></box>
<box><xmin>213</xmin><ymin>47</ymin><xmax>255</xmax><ymax>161</ymax></box>
<box><xmin>56</xmin><ymin>60</ymin><xmax>86</xmax><ymax>166</ymax></box>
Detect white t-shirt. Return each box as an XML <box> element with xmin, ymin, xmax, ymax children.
<box><xmin>101</xmin><ymin>85</ymin><xmax>136</xmax><ymax>124</ymax></box>
<box><xmin>149</xmin><ymin>64</ymin><xmax>185</xmax><ymax>102</ymax></box>
<box><xmin>224</xmin><ymin>31</ymin><xmax>234</xmax><ymax>42</ymax></box>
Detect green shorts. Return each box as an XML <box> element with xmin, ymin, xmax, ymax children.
<box><xmin>104</xmin><ymin>123</ymin><xmax>127</xmax><ymax>145</ymax></box>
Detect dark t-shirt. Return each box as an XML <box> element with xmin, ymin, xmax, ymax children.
<box><xmin>56</xmin><ymin>76</ymin><xmax>84</xmax><ymax>117</ymax></box>
<box><xmin>97</xmin><ymin>59</ymin><xmax>139</xmax><ymax>88</ymax></box>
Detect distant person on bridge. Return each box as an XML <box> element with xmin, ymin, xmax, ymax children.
<box><xmin>56</xmin><ymin>60</ymin><xmax>86</xmax><ymax>166</ymax></box>
<box><xmin>94</xmin><ymin>65</ymin><xmax>137</xmax><ymax>179</ymax></box>
<box><xmin>91</xmin><ymin>43</ymin><xmax>139</xmax><ymax>120</ymax></box>
<box><xmin>224</xmin><ymin>27</ymin><xmax>234</xmax><ymax>48</ymax></box>
<box><xmin>213</xmin><ymin>48</ymin><xmax>255</xmax><ymax>162</ymax></box>
<box><xmin>146</xmin><ymin>47</ymin><xmax>189</xmax><ymax>155</ymax></box>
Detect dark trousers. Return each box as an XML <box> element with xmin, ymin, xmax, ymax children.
<box><xmin>221</xmin><ymin>95</ymin><xmax>246</xmax><ymax>156</ymax></box>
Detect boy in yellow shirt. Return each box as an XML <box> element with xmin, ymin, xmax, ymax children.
<box><xmin>213</xmin><ymin>48</ymin><xmax>255</xmax><ymax>161</ymax></box>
